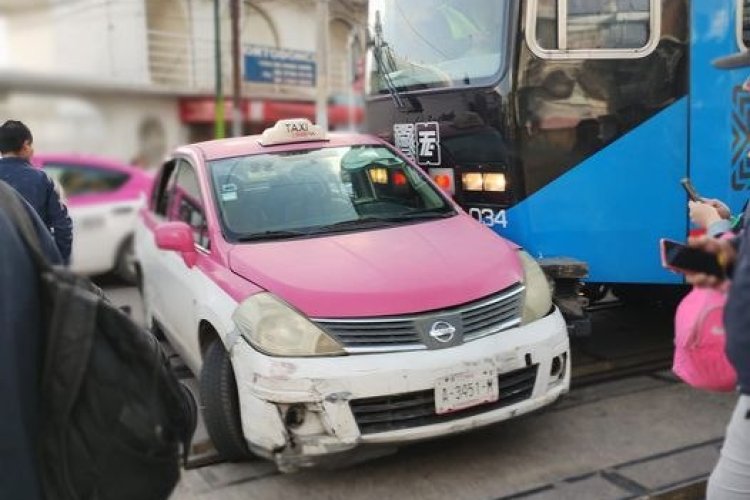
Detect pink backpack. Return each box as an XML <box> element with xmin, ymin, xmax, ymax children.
<box><xmin>673</xmin><ymin>287</ymin><xmax>737</xmax><ymax>392</ymax></box>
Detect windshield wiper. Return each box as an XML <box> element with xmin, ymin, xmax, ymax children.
<box><xmin>237</xmin><ymin>229</ymin><xmax>311</xmax><ymax>242</ymax></box>
<box><xmin>239</xmin><ymin>210</ymin><xmax>457</xmax><ymax>240</ymax></box>
<box><xmin>374</xmin><ymin>209</ymin><xmax>456</xmax><ymax>222</ymax></box>
<box><xmin>312</xmin><ymin>217</ymin><xmax>402</xmax><ymax>234</ymax></box>
<box><xmin>311</xmin><ymin>211</ymin><xmax>456</xmax><ymax>235</ymax></box>
<box><xmin>371</xmin><ymin>10</ymin><xmax>406</xmax><ymax>109</ymax></box>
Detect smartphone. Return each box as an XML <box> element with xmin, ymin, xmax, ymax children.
<box><xmin>660</xmin><ymin>238</ymin><xmax>725</xmax><ymax>278</ymax></box>
<box><xmin>680</xmin><ymin>178</ymin><xmax>702</xmax><ymax>202</ymax></box>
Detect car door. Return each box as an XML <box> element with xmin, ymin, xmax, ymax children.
<box><xmin>139</xmin><ymin>160</ymin><xmax>180</xmax><ymax>338</ymax></box>
<box><xmin>153</xmin><ymin>158</ymin><xmax>210</xmax><ymax>368</ymax></box>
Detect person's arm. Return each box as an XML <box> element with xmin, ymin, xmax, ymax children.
<box><xmin>43</xmin><ymin>175</ymin><xmax>73</xmax><ymax>264</ymax></box>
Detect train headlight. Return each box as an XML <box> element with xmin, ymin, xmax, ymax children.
<box><xmin>462</xmin><ymin>172</ymin><xmax>483</xmax><ymax>191</ymax></box>
<box><xmin>233</xmin><ymin>293</ymin><xmax>346</xmax><ymax>357</ymax></box>
<box><xmin>518</xmin><ymin>250</ymin><xmax>553</xmax><ymax>324</ymax></box>
<box><xmin>482</xmin><ymin>173</ymin><xmax>506</xmax><ymax>192</ymax></box>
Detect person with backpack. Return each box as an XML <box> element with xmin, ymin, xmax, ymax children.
<box><xmin>672</xmin><ymin>196</ymin><xmax>739</xmax><ymax>393</ymax></box>
<box><xmin>0</xmin><ymin>180</ymin><xmax>196</xmax><ymax>500</ymax></box>
<box><xmin>0</xmin><ymin>120</ymin><xmax>73</xmax><ymax>263</ymax></box>
<box><xmin>0</xmin><ymin>181</ymin><xmax>62</xmax><ymax>500</ymax></box>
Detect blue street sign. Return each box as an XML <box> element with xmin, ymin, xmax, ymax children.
<box><xmin>244</xmin><ymin>45</ymin><xmax>316</xmax><ymax>87</ymax></box>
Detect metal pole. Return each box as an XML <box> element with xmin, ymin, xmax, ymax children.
<box><xmin>315</xmin><ymin>0</ymin><xmax>330</xmax><ymax>131</ymax></box>
<box><xmin>213</xmin><ymin>0</ymin><xmax>225</xmax><ymax>139</ymax></box>
<box><xmin>230</xmin><ymin>0</ymin><xmax>242</xmax><ymax>137</ymax></box>
<box><xmin>346</xmin><ymin>30</ymin><xmax>356</xmax><ymax>131</ymax></box>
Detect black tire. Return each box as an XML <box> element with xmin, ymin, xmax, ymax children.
<box><xmin>200</xmin><ymin>340</ymin><xmax>250</xmax><ymax>461</ymax></box>
<box><xmin>115</xmin><ymin>236</ymin><xmax>138</xmax><ymax>285</ymax></box>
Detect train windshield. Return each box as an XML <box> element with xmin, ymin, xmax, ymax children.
<box><xmin>367</xmin><ymin>0</ymin><xmax>509</xmax><ymax>95</ymax></box>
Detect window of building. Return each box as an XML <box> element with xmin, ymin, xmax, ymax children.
<box><xmin>528</xmin><ymin>0</ymin><xmax>659</xmax><ymax>59</ymax></box>
<box><xmin>43</xmin><ymin>163</ymin><xmax>129</xmax><ymax>198</ymax></box>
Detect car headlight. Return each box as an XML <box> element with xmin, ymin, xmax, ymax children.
<box><xmin>518</xmin><ymin>250</ymin><xmax>553</xmax><ymax>324</ymax></box>
<box><xmin>232</xmin><ymin>293</ymin><xmax>346</xmax><ymax>357</ymax></box>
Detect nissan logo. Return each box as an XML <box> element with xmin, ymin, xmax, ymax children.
<box><xmin>429</xmin><ymin>321</ymin><xmax>456</xmax><ymax>343</ymax></box>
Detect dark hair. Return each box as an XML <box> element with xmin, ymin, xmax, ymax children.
<box><xmin>0</xmin><ymin>120</ymin><xmax>33</xmax><ymax>154</ymax></box>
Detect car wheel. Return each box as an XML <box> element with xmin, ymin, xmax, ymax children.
<box><xmin>200</xmin><ymin>340</ymin><xmax>251</xmax><ymax>461</ymax></box>
<box><xmin>115</xmin><ymin>236</ymin><xmax>138</xmax><ymax>285</ymax></box>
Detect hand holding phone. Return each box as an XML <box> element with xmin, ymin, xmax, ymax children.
<box><xmin>660</xmin><ymin>238</ymin><xmax>726</xmax><ymax>279</ymax></box>
<box><xmin>681</xmin><ymin>178</ymin><xmax>702</xmax><ymax>202</ymax></box>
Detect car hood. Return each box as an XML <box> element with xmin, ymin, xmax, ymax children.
<box><xmin>228</xmin><ymin>215</ymin><xmax>523</xmax><ymax>318</ymax></box>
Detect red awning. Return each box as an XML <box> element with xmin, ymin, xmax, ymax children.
<box><xmin>179</xmin><ymin>98</ymin><xmax>363</xmax><ymax>127</ymax></box>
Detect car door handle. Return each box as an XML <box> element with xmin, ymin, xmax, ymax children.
<box><xmin>78</xmin><ymin>215</ymin><xmax>106</xmax><ymax>229</ymax></box>
<box><xmin>112</xmin><ymin>206</ymin><xmax>135</xmax><ymax>216</ymax></box>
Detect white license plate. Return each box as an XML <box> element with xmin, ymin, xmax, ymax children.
<box><xmin>435</xmin><ymin>367</ymin><xmax>498</xmax><ymax>415</ymax></box>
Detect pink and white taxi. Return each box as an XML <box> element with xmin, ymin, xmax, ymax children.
<box><xmin>34</xmin><ymin>154</ymin><xmax>152</xmax><ymax>283</ymax></box>
<box><xmin>135</xmin><ymin>119</ymin><xmax>570</xmax><ymax>471</ymax></box>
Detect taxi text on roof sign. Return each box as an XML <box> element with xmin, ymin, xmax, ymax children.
<box><xmin>259</xmin><ymin>118</ymin><xmax>328</xmax><ymax>146</ymax></box>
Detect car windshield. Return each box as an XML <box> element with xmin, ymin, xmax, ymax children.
<box><xmin>367</xmin><ymin>0</ymin><xmax>509</xmax><ymax>95</ymax></box>
<box><xmin>210</xmin><ymin>145</ymin><xmax>455</xmax><ymax>241</ymax></box>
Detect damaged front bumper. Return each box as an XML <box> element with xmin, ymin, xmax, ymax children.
<box><xmin>229</xmin><ymin>308</ymin><xmax>570</xmax><ymax>472</ymax></box>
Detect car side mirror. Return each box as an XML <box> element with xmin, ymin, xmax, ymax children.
<box><xmin>155</xmin><ymin>221</ymin><xmax>198</xmax><ymax>268</ymax></box>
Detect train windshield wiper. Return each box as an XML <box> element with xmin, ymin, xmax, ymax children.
<box><xmin>371</xmin><ymin>10</ymin><xmax>405</xmax><ymax>109</ymax></box>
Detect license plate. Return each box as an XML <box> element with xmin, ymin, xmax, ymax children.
<box><xmin>435</xmin><ymin>367</ymin><xmax>498</xmax><ymax>415</ymax></box>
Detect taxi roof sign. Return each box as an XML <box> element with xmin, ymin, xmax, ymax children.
<box><xmin>259</xmin><ymin>118</ymin><xmax>328</xmax><ymax>146</ymax></box>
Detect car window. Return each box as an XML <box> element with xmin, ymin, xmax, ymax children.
<box><xmin>153</xmin><ymin>160</ymin><xmax>180</xmax><ymax>216</ymax></box>
<box><xmin>43</xmin><ymin>163</ymin><xmax>129</xmax><ymax>197</ymax></box>
<box><xmin>210</xmin><ymin>145</ymin><xmax>455</xmax><ymax>241</ymax></box>
<box><xmin>171</xmin><ymin>160</ymin><xmax>209</xmax><ymax>249</ymax></box>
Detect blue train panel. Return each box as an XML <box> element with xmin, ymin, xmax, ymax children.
<box><xmin>499</xmin><ymin>100</ymin><xmax>688</xmax><ymax>284</ymax></box>
<box><xmin>690</xmin><ymin>0</ymin><xmax>750</xmax><ymax>215</ymax></box>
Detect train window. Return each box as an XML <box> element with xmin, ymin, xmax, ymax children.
<box><xmin>568</xmin><ymin>0</ymin><xmax>650</xmax><ymax>50</ymax></box>
<box><xmin>535</xmin><ymin>0</ymin><xmax>558</xmax><ymax>50</ymax></box>
<box><xmin>741</xmin><ymin>0</ymin><xmax>750</xmax><ymax>49</ymax></box>
<box><xmin>367</xmin><ymin>0</ymin><xmax>512</xmax><ymax>93</ymax></box>
<box><xmin>527</xmin><ymin>0</ymin><xmax>659</xmax><ymax>59</ymax></box>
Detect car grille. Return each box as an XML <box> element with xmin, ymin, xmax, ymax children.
<box><xmin>314</xmin><ymin>283</ymin><xmax>524</xmax><ymax>353</ymax></box>
<box><xmin>349</xmin><ymin>365</ymin><xmax>538</xmax><ymax>435</ymax></box>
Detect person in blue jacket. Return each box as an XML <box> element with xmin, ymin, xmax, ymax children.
<box><xmin>0</xmin><ymin>120</ymin><xmax>72</xmax><ymax>263</ymax></box>
<box><xmin>0</xmin><ymin>181</ymin><xmax>62</xmax><ymax>500</ymax></box>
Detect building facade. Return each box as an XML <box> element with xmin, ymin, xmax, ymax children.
<box><xmin>0</xmin><ymin>0</ymin><xmax>366</xmax><ymax>167</ymax></box>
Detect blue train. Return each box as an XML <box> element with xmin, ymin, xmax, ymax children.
<box><xmin>365</xmin><ymin>0</ymin><xmax>750</xmax><ymax>332</ymax></box>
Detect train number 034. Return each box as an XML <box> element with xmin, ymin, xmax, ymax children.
<box><xmin>468</xmin><ymin>208</ymin><xmax>508</xmax><ymax>228</ymax></box>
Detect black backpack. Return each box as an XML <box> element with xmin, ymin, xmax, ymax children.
<box><xmin>0</xmin><ymin>183</ymin><xmax>197</xmax><ymax>500</ymax></box>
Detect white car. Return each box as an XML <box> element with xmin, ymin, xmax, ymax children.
<box><xmin>35</xmin><ymin>154</ymin><xmax>153</xmax><ymax>283</ymax></box>
<box><xmin>136</xmin><ymin>120</ymin><xmax>570</xmax><ymax>471</ymax></box>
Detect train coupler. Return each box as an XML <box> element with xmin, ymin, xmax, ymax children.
<box><xmin>539</xmin><ymin>258</ymin><xmax>591</xmax><ymax>338</ymax></box>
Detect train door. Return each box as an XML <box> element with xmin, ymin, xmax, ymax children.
<box><xmin>688</xmin><ymin>0</ymin><xmax>750</xmax><ymax>217</ymax></box>
<box><xmin>509</xmin><ymin>0</ymin><xmax>690</xmax><ymax>287</ymax></box>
